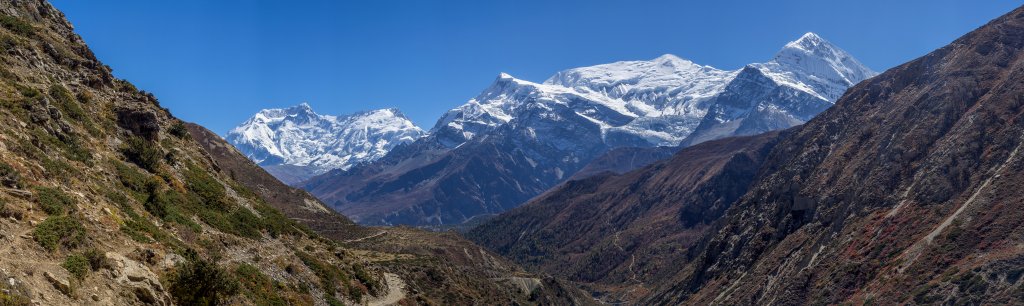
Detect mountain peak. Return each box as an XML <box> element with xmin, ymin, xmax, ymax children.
<box><xmin>764</xmin><ymin>32</ymin><xmax>877</xmax><ymax>101</ymax></box>
<box><xmin>777</xmin><ymin>32</ymin><xmax>841</xmax><ymax>58</ymax></box>
<box><xmin>795</xmin><ymin>32</ymin><xmax>825</xmax><ymax>44</ymax></box>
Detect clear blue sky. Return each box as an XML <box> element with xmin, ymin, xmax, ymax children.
<box><xmin>49</xmin><ymin>0</ymin><xmax>1022</xmax><ymax>134</ymax></box>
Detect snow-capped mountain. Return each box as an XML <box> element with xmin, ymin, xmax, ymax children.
<box><xmin>303</xmin><ymin>32</ymin><xmax>876</xmax><ymax>226</ymax></box>
<box><xmin>227</xmin><ymin>103</ymin><xmax>424</xmax><ymax>184</ymax></box>
<box><xmin>433</xmin><ymin>32</ymin><xmax>875</xmax><ymax>150</ymax></box>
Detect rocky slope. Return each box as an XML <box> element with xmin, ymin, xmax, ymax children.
<box><xmin>475</xmin><ymin>4</ymin><xmax>1024</xmax><ymax>305</ymax></box>
<box><xmin>0</xmin><ymin>1</ymin><xmax>591</xmax><ymax>305</ymax></box>
<box><xmin>227</xmin><ymin>103</ymin><xmax>424</xmax><ymax>184</ymax></box>
<box><xmin>303</xmin><ymin>34</ymin><xmax>874</xmax><ymax>226</ymax></box>
<box><xmin>648</xmin><ymin>6</ymin><xmax>1024</xmax><ymax>304</ymax></box>
<box><xmin>467</xmin><ymin>132</ymin><xmax>783</xmax><ymax>302</ymax></box>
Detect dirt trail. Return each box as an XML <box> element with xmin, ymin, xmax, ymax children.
<box><xmin>366</xmin><ymin>273</ymin><xmax>406</xmax><ymax>306</ymax></box>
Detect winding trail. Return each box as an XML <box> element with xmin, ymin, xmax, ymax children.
<box><xmin>366</xmin><ymin>273</ymin><xmax>406</xmax><ymax>306</ymax></box>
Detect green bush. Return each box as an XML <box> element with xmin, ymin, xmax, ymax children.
<box><xmin>168</xmin><ymin>121</ymin><xmax>190</xmax><ymax>139</ymax></box>
<box><xmin>112</xmin><ymin>159</ymin><xmax>152</xmax><ymax>198</ymax></box>
<box><xmin>35</xmin><ymin>187</ymin><xmax>75</xmax><ymax>215</ymax></box>
<box><xmin>0</xmin><ymin>162</ymin><xmax>20</xmax><ymax>188</ymax></box>
<box><xmin>33</xmin><ymin>215</ymin><xmax>85</xmax><ymax>252</ymax></box>
<box><xmin>62</xmin><ymin>254</ymin><xmax>89</xmax><ymax>280</ymax></box>
<box><xmin>121</xmin><ymin>137</ymin><xmax>162</xmax><ymax>173</ymax></box>
<box><xmin>168</xmin><ymin>250</ymin><xmax>238</xmax><ymax>306</ymax></box>
<box><xmin>0</xmin><ymin>16</ymin><xmax>34</xmax><ymax>36</ymax></box>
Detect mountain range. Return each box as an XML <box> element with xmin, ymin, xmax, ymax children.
<box><xmin>291</xmin><ymin>32</ymin><xmax>875</xmax><ymax>226</ymax></box>
<box><xmin>226</xmin><ymin>103</ymin><xmax>424</xmax><ymax>184</ymax></box>
<box><xmin>5</xmin><ymin>0</ymin><xmax>1024</xmax><ymax>305</ymax></box>
<box><xmin>471</xmin><ymin>5</ymin><xmax>1024</xmax><ymax>304</ymax></box>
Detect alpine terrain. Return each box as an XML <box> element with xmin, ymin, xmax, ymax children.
<box><xmin>471</xmin><ymin>4</ymin><xmax>1024</xmax><ymax>305</ymax></box>
<box><xmin>227</xmin><ymin>103</ymin><xmax>424</xmax><ymax>184</ymax></box>
<box><xmin>0</xmin><ymin>1</ymin><xmax>592</xmax><ymax>305</ymax></box>
<box><xmin>301</xmin><ymin>32</ymin><xmax>875</xmax><ymax>226</ymax></box>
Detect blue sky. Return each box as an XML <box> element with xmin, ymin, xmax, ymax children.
<box><xmin>50</xmin><ymin>0</ymin><xmax>1021</xmax><ymax>134</ymax></box>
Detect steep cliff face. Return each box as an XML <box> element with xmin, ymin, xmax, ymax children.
<box><xmin>467</xmin><ymin>132</ymin><xmax>782</xmax><ymax>302</ymax></box>
<box><xmin>0</xmin><ymin>1</ymin><xmax>592</xmax><ymax>305</ymax></box>
<box><xmin>649</xmin><ymin>5</ymin><xmax>1024</xmax><ymax>305</ymax></box>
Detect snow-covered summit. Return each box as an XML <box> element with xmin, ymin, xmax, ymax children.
<box><xmin>757</xmin><ymin>32</ymin><xmax>877</xmax><ymax>102</ymax></box>
<box><xmin>227</xmin><ymin>103</ymin><xmax>424</xmax><ymax>182</ymax></box>
<box><xmin>433</xmin><ymin>33</ymin><xmax>875</xmax><ymax>149</ymax></box>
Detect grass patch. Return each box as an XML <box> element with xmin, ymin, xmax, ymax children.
<box><xmin>33</xmin><ymin>215</ymin><xmax>85</xmax><ymax>252</ymax></box>
<box><xmin>233</xmin><ymin>263</ymin><xmax>287</xmax><ymax>306</ymax></box>
<box><xmin>35</xmin><ymin>187</ymin><xmax>75</xmax><ymax>215</ymax></box>
<box><xmin>48</xmin><ymin>84</ymin><xmax>86</xmax><ymax>121</ymax></box>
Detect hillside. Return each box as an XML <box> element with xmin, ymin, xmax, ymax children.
<box><xmin>472</xmin><ymin>4</ymin><xmax>1024</xmax><ymax>305</ymax></box>
<box><xmin>468</xmin><ymin>131</ymin><xmax>782</xmax><ymax>302</ymax></box>
<box><xmin>0</xmin><ymin>1</ymin><xmax>591</xmax><ymax>305</ymax></box>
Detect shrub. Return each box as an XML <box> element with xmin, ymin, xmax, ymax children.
<box><xmin>0</xmin><ymin>162</ymin><xmax>19</xmax><ymax>188</ymax></box>
<box><xmin>35</xmin><ymin>187</ymin><xmax>75</xmax><ymax>215</ymax></box>
<box><xmin>33</xmin><ymin>215</ymin><xmax>86</xmax><ymax>252</ymax></box>
<box><xmin>0</xmin><ymin>16</ymin><xmax>34</xmax><ymax>37</ymax></box>
<box><xmin>168</xmin><ymin>121</ymin><xmax>190</xmax><ymax>139</ymax></box>
<box><xmin>122</xmin><ymin>137</ymin><xmax>162</xmax><ymax>173</ymax></box>
<box><xmin>62</xmin><ymin>254</ymin><xmax>89</xmax><ymax>280</ymax></box>
<box><xmin>168</xmin><ymin>250</ymin><xmax>238</xmax><ymax>306</ymax></box>
<box><xmin>82</xmin><ymin>248</ymin><xmax>107</xmax><ymax>271</ymax></box>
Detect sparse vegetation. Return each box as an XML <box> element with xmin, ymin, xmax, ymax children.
<box><xmin>33</xmin><ymin>215</ymin><xmax>86</xmax><ymax>252</ymax></box>
<box><xmin>48</xmin><ymin>84</ymin><xmax>86</xmax><ymax>121</ymax></box>
<box><xmin>0</xmin><ymin>15</ymin><xmax>34</xmax><ymax>36</ymax></box>
<box><xmin>233</xmin><ymin>263</ymin><xmax>288</xmax><ymax>306</ymax></box>
<box><xmin>168</xmin><ymin>250</ymin><xmax>238</xmax><ymax>306</ymax></box>
<box><xmin>295</xmin><ymin>250</ymin><xmax>352</xmax><ymax>300</ymax></box>
<box><xmin>35</xmin><ymin>187</ymin><xmax>75</xmax><ymax>215</ymax></box>
<box><xmin>169</xmin><ymin>121</ymin><xmax>190</xmax><ymax>139</ymax></box>
<box><xmin>82</xmin><ymin>248</ymin><xmax>107</xmax><ymax>271</ymax></box>
<box><xmin>0</xmin><ymin>162</ymin><xmax>20</xmax><ymax>188</ymax></box>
